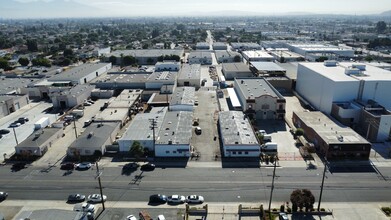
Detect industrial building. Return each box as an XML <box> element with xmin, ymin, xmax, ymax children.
<box><xmin>155</xmin><ymin>111</ymin><xmax>193</xmax><ymax>157</ymax></box>
<box><xmin>212</xmin><ymin>42</ymin><xmax>228</xmax><ymax>50</ymax></box>
<box><xmin>215</xmin><ymin>51</ymin><xmax>241</xmax><ymax>64</ymax></box>
<box><xmin>196</xmin><ymin>42</ymin><xmax>210</xmax><ymax>50</ymax></box>
<box><xmin>0</xmin><ymin>95</ymin><xmax>30</xmax><ymax>118</ymax></box>
<box><xmin>285</xmin><ymin>42</ymin><xmax>355</xmax><ymax>59</ymax></box>
<box><xmin>188</xmin><ymin>51</ymin><xmax>212</xmax><ymax>65</ymax></box>
<box><xmin>48</xmin><ymin>63</ymin><xmax>112</xmax><ymax>85</ymax></box>
<box><xmin>67</xmin><ymin>122</ymin><xmax>121</xmax><ymax>157</ymax></box>
<box><xmin>296</xmin><ymin>61</ymin><xmax>391</xmax><ymax>114</ymax></box>
<box><xmin>269</xmin><ymin>50</ymin><xmax>303</xmax><ymax>62</ymax></box>
<box><xmin>15</xmin><ymin>128</ymin><xmax>64</xmax><ymax>157</ymax></box>
<box><xmin>292</xmin><ymin>111</ymin><xmax>371</xmax><ymax>160</ymax></box>
<box><xmin>118</xmin><ymin>107</ymin><xmax>167</xmax><ymax>152</ymax></box>
<box><xmin>92</xmin><ymin>73</ymin><xmax>150</xmax><ymax>90</ymax></box>
<box><xmin>104</xmin><ymin>49</ymin><xmax>184</xmax><ymax>65</ymax></box>
<box><xmin>177</xmin><ymin>64</ymin><xmax>201</xmax><ymax>88</ymax></box>
<box><xmin>242</xmin><ymin>50</ymin><xmax>275</xmax><ymax>63</ymax></box>
<box><xmin>234</xmin><ymin>78</ymin><xmax>286</xmax><ymax>120</ymax></box>
<box><xmin>50</xmin><ymin>84</ymin><xmax>95</xmax><ymax>109</ymax></box>
<box><xmin>249</xmin><ymin>62</ymin><xmax>286</xmax><ymax>76</ymax></box>
<box><xmin>145</xmin><ymin>71</ymin><xmax>177</xmax><ymax>90</ymax></box>
<box><xmin>230</xmin><ymin>43</ymin><xmax>262</xmax><ymax>51</ymax></box>
<box><xmin>221</xmin><ymin>63</ymin><xmax>252</xmax><ymax>80</ymax></box>
<box><xmin>169</xmin><ymin>87</ymin><xmax>196</xmax><ymax>111</ymax></box>
<box><xmin>218</xmin><ymin>111</ymin><xmax>260</xmax><ymax>157</ymax></box>
<box><xmin>155</xmin><ymin>61</ymin><xmax>181</xmax><ymax>72</ymax></box>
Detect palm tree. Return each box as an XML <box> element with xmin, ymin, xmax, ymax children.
<box><xmin>130</xmin><ymin>141</ymin><xmax>144</xmax><ymax>159</ymax></box>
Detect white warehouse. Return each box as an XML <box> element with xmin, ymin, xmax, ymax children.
<box><xmin>169</xmin><ymin>87</ymin><xmax>196</xmax><ymax>111</ymax></box>
<box><xmin>296</xmin><ymin>61</ymin><xmax>391</xmax><ymax>114</ymax></box>
<box><xmin>218</xmin><ymin>111</ymin><xmax>260</xmax><ymax>157</ymax></box>
<box><xmin>177</xmin><ymin>64</ymin><xmax>201</xmax><ymax>88</ymax></box>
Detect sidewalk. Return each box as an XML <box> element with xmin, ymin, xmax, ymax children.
<box><xmin>1</xmin><ymin>200</ymin><xmax>389</xmax><ymax>220</ymax></box>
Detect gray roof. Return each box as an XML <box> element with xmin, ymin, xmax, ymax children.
<box><xmin>0</xmin><ymin>77</ymin><xmax>40</xmax><ymax>95</ymax></box>
<box><xmin>108</xmin><ymin>89</ymin><xmax>142</xmax><ymax>108</ymax></box>
<box><xmin>196</xmin><ymin>42</ymin><xmax>210</xmax><ymax>47</ymax></box>
<box><xmin>250</xmin><ymin>62</ymin><xmax>286</xmax><ymax>72</ymax></box>
<box><xmin>69</xmin><ymin>122</ymin><xmax>119</xmax><ymax>149</ymax></box>
<box><xmin>188</xmin><ymin>51</ymin><xmax>212</xmax><ymax>59</ymax></box>
<box><xmin>108</xmin><ymin>49</ymin><xmax>183</xmax><ymax>58</ymax></box>
<box><xmin>230</xmin><ymin>42</ymin><xmax>261</xmax><ymax>49</ymax></box>
<box><xmin>121</xmin><ymin>107</ymin><xmax>168</xmax><ymax>141</ymax></box>
<box><xmin>16</xmin><ymin>128</ymin><xmax>62</xmax><ymax>148</ymax></box>
<box><xmin>48</xmin><ymin>63</ymin><xmax>111</xmax><ymax>82</ymax></box>
<box><xmin>15</xmin><ymin>209</ymin><xmax>83</xmax><ymax>220</ymax></box>
<box><xmin>215</xmin><ymin>50</ymin><xmax>241</xmax><ymax>59</ymax></box>
<box><xmin>294</xmin><ymin>111</ymin><xmax>370</xmax><ymax>145</ymax></box>
<box><xmin>170</xmin><ymin>87</ymin><xmax>195</xmax><ymax>106</ymax></box>
<box><xmin>213</xmin><ymin>42</ymin><xmax>227</xmax><ymax>47</ymax></box>
<box><xmin>178</xmin><ymin>64</ymin><xmax>201</xmax><ymax>80</ymax></box>
<box><xmin>146</xmin><ymin>71</ymin><xmax>177</xmax><ymax>83</ymax></box>
<box><xmin>50</xmin><ymin>84</ymin><xmax>95</xmax><ymax>96</ymax></box>
<box><xmin>222</xmin><ymin>63</ymin><xmax>251</xmax><ymax>73</ymax></box>
<box><xmin>219</xmin><ymin>111</ymin><xmax>258</xmax><ymax>145</ymax></box>
<box><xmin>93</xmin><ymin>73</ymin><xmax>150</xmax><ymax>84</ymax></box>
<box><xmin>235</xmin><ymin>78</ymin><xmax>285</xmax><ymax>100</ymax></box>
<box><xmin>156</xmin><ymin>111</ymin><xmax>193</xmax><ymax>145</ymax></box>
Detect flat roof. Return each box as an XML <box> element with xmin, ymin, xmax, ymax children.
<box><xmin>16</xmin><ymin>128</ymin><xmax>62</xmax><ymax>148</ymax></box>
<box><xmin>50</xmin><ymin>84</ymin><xmax>95</xmax><ymax>96</ymax></box>
<box><xmin>227</xmin><ymin>88</ymin><xmax>241</xmax><ymax>108</ymax></box>
<box><xmin>95</xmin><ymin>107</ymin><xmax>129</xmax><ymax>122</ymax></box>
<box><xmin>108</xmin><ymin>89</ymin><xmax>142</xmax><ymax>108</ymax></box>
<box><xmin>230</xmin><ymin>42</ymin><xmax>261</xmax><ymax>49</ymax></box>
<box><xmin>270</xmin><ymin>50</ymin><xmax>302</xmax><ymax>58</ymax></box>
<box><xmin>156</xmin><ymin>111</ymin><xmax>193</xmax><ymax>145</ymax></box>
<box><xmin>108</xmin><ymin>49</ymin><xmax>183</xmax><ymax>58</ymax></box>
<box><xmin>219</xmin><ymin>111</ymin><xmax>258</xmax><ymax>145</ymax></box>
<box><xmin>188</xmin><ymin>51</ymin><xmax>212</xmax><ymax>59</ymax></box>
<box><xmin>0</xmin><ymin>77</ymin><xmax>40</xmax><ymax>94</ymax></box>
<box><xmin>222</xmin><ymin>63</ymin><xmax>251</xmax><ymax>73</ymax></box>
<box><xmin>170</xmin><ymin>87</ymin><xmax>195</xmax><ymax>106</ymax></box>
<box><xmin>93</xmin><ymin>73</ymin><xmax>150</xmax><ymax>84</ymax></box>
<box><xmin>178</xmin><ymin>64</ymin><xmax>201</xmax><ymax>80</ymax></box>
<box><xmin>48</xmin><ymin>63</ymin><xmax>111</xmax><ymax>82</ymax></box>
<box><xmin>196</xmin><ymin>42</ymin><xmax>209</xmax><ymax>47</ymax></box>
<box><xmin>215</xmin><ymin>50</ymin><xmax>241</xmax><ymax>59</ymax></box>
<box><xmin>299</xmin><ymin>62</ymin><xmax>391</xmax><ymax>82</ymax></box>
<box><xmin>250</xmin><ymin>62</ymin><xmax>286</xmax><ymax>72</ymax></box>
<box><xmin>235</xmin><ymin>77</ymin><xmax>284</xmax><ymax>99</ymax></box>
<box><xmin>294</xmin><ymin>111</ymin><xmax>370</xmax><ymax>145</ymax></box>
<box><xmin>69</xmin><ymin>122</ymin><xmax>119</xmax><ymax>149</ymax></box>
<box><xmin>121</xmin><ymin>107</ymin><xmax>168</xmax><ymax>141</ymax></box>
<box><xmin>147</xmin><ymin>93</ymin><xmax>172</xmax><ymax>105</ymax></box>
<box><xmin>243</xmin><ymin>50</ymin><xmax>274</xmax><ymax>59</ymax></box>
<box><xmin>146</xmin><ymin>71</ymin><xmax>177</xmax><ymax>83</ymax></box>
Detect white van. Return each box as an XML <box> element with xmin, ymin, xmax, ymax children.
<box><xmin>263</xmin><ymin>134</ymin><xmax>272</xmax><ymax>142</ymax></box>
<box><xmin>157</xmin><ymin>215</ymin><xmax>166</xmax><ymax>220</ymax></box>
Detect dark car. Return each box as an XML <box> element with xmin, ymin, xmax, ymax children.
<box><xmin>0</xmin><ymin>192</ymin><xmax>8</xmax><ymax>201</ymax></box>
<box><xmin>0</xmin><ymin>129</ymin><xmax>10</xmax><ymax>135</ymax></box>
<box><xmin>67</xmin><ymin>194</ymin><xmax>86</xmax><ymax>203</ymax></box>
<box><xmin>149</xmin><ymin>194</ymin><xmax>167</xmax><ymax>204</ymax></box>
<box><xmin>18</xmin><ymin>117</ymin><xmax>29</xmax><ymax>123</ymax></box>
<box><xmin>11</xmin><ymin>162</ymin><xmax>26</xmax><ymax>171</ymax></box>
<box><xmin>61</xmin><ymin>163</ymin><xmax>75</xmax><ymax>170</ymax></box>
<box><xmin>141</xmin><ymin>163</ymin><xmax>155</xmax><ymax>172</ymax></box>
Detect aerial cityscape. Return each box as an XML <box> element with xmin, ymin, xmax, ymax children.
<box><xmin>0</xmin><ymin>1</ymin><xmax>391</xmax><ymax>220</ymax></box>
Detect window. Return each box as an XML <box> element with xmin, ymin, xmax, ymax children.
<box><xmin>233</xmin><ymin>152</ymin><xmax>237</xmax><ymax>155</ymax></box>
<box><xmin>173</xmin><ymin>151</ymin><xmax>177</xmax><ymax>154</ymax></box>
<box><xmin>85</xmin><ymin>150</ymin><xmax>91</xmax><ymax>154</ymax></box>
<box><xmin>238</xmin><ymin>152</ymin><xmax>242</xmax><ymax>155</ymax></box>
<box><xmin>245</xmin><ymin>152</ymin><xmax>248</xmax><ymax>155</ymax></box>
<box><xmin>166</xmin><ymin>151</ymin><xmax>169</xmax><ymax>154</ymax></box>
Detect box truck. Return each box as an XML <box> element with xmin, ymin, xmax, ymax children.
<box><xmin>34</xmin><ymin>117</ymin><xmax>50</xmax><ymax>130</ymax></box>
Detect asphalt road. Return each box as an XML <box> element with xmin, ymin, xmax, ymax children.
<box><xmin>0</xmin><ymin>164</ymin><xmax>390</xmax><ymax>204</ymax></box>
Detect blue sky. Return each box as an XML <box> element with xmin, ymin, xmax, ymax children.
<box><xmin>6</xmin><ymin>0</ymin><xmax>391</xmax><ymax>18</ymax></box>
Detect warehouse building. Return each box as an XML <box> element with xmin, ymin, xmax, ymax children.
<box><xmin>92</xmin><ymin>73</ymin><xmax>150</xmax><ymax>90</ymax></box>
<box><xmin>230</xmin><ymin>43</ymin><xmax>262</xmax><ymax>51</ymax></box>
<box><xmin>48</xmin><ymin>63</ymin><xmax>112</xmax><ymax>85</ymax></box>
<box><xmin>196</xmin><ymin>42</ymin><xmax>210</xmax><ymax>50</ymax></box>
<box><xmin>215</xmin><ymin>51</ymin><xmax>241</xmax><ymax>64</ymax></box>
<box><xmin>292</xmin><ymin>111</ymin><xmax>371</xmax><ymax>160</ymax></box>
<box><xmin>249</xmin><ymin>62</ymin><xmax>286</xmax><ymax>77</ymax></box>
<box><xmin>212</xmin><ymin>42</ymin><xmax>228</xmax><ymax>50</ymax></box>
<box><xmin>50</xmin><ymin>84</ymin><xmax>95</xmax><ymax>109</ymax></box>
<box><xmin>188</xmin><ymin>51</ymin><xmax>212</xmax><ymax>65</ymax></box>
<box><xmin>218</xmin><ymin>111</ymin><xmax>260</xmax><ymax>157</ymax></box>
<box><xmin>104</xmin><ymin>49</ymin><xmax>184</xmax><ymax>65</ymax></box>
<box><xmin>169</xmin><ymin>87</ymin><xmax>196</xmax><ymax>111</ymax></box>
<box><xmin>285</xmin><ymin>42</ymin><xmax>355</xmax><ymax>59</ymax></box>
<box><xmin>155</xmin><ymin>61</ymin><xmax>181</xmax><ymax>72</ymax></box>
<box><xmin>177</xmin><ymin>64</ymin><xmax>201</xmax><ymax>88</ymax></box>
<box><xmin>222</xmin><ymin>63</ymin><xmax>252</xmax><ymax>80</ymax></box>
<box><xmin>145</xmin><ymin>71</ymin><xmax>177</xmax><ymax>90</ymax></box>
<box><xmin>242</xmin><ymin>50</ymin><xmax>275</xmax><ymax>63</ymax></box>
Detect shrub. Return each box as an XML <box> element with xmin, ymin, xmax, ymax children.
<box><xmin>320</xmin><ymin>208</ymin><xmax>325</xmax><ymax>212</ymax></box>
<box><xmin>272</xmin><ymin>208</ymin><xmax>277</xmax><ymax>212</ymax></box>
<box><xmin>280</xmin><ymin>205</ymin><xmax>285</xmax><ymax>212</ymax></box>
<box><xmin>287</xmin><ymin>207</ymin><xmax>292</xmax><ymax>213</ymax></box>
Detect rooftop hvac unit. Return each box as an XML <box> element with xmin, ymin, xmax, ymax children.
<box><xmin>323</xmin><ymin>60</ymin><xmax>338</xmax><ymax>67</ymax></box>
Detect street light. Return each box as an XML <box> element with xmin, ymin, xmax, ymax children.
<box><xmin>12</xmin><ymin>127</ymin><xmax>19</xmax><ymax>145</ymax></box>
<box><xmin>317</xmin><ymin>158</ymin><xmax>328</xmax><ymax>211</ymax></box>
<box><xmin>95</xmin><ymin>162</ymin><xmax>105</xmax><ymax>211</ymax></box>
<box><xmin>268</xmin><ymin>155</ymin><xmax>278</xmax><ymax>219</ymax></box>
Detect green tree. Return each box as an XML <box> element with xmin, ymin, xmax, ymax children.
<box><xmin>365</xmin><ymin>55</ymin><xmax>374</xmax><ymax>62</ymax></box>
<box><xmin>63</xmin><ymin>48</ymin><xmax>73</xmax><ymax>57</ymax></box>
<box><xmin>233</xmin><ymin>55</ymin><xmax>241</xmax><ymax>62</ymax></box>
<box><xmin>32</xmin><ymin>57</ymin><xmax>51</xmax><ymax>67</ymax></box>
<box><xmin>130</xmin><ymin>141</ymin><xmax>144</xmax><ymax>159</ymax></box>
<box><xmin>109</xmin><ymin>55</ymin><xmax>117</xmax><ymax>65</ymax></box>
<box><xmin>26</xmin><ymin>39</ymin><xmax>38</xmax><ymax>52</ymax></box>
<box><xmin>18</xmin><ymin>57</ymin><xmax>29</xmax><ymax>66</ymax></box>
<box><xmin>0</xmin><ymin>57</ymin><xmax>10</xmax><ymax>70</ymax></box>
<box><xmin>122</xmin><ymin>55</ymin><xmax>136</xmax><ymax>66</ymax></box>
<box><xmin>295</xmin><ymin>128</ymin><xmax>304</xmax><ymax>137</ymax></box>
<box><xmin>290</xmin><ymin>189</ymin><xmax>315</xmax><ymax>212</ymax></box>
<box><xmin>61</xmin><ymin>58</ymin><xmax>72</xmax><ymax>66</ymax></box>
<box><xmin>376</xmin><ymin>21</ymin><xmax>387</xmax><ymax>34</ymax></box>
<box><xmin>151</xmin><ymin>29</ymin><xmax>160</xmax><ymax>38</ymax></box>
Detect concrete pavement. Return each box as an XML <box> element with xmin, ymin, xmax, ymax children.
<box><xmin>0</xmin><ymin>200</ymin><xmax>389</xmax><ymax>220</ymax></box>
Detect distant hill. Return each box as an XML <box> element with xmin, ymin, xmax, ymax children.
<box><xmin>380</xmin><ymin>10</ymin><xmax>391</xmax><ymax>16</ymax></box>
<box><xmin>0</xmin><ymin>0</ymin><xmax>104</xmax><ymax>19</ymax></box>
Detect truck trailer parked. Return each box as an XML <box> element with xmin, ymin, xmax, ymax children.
<box><xmin>34</xmin><ymin>117</ymin><xmax>50</xmax><ymax>130</ymax></box>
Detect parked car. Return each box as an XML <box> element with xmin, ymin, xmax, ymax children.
<box><xmin>0</xmin><ymin>192</ymin><xmax>8</xmax><ymax>201</ymax></box>
<box><xmin>258</xmin><ymin>130</ymin><xmax>266</xmax><ymax>136</ymax></box>
<box><xmin>61</xmin><ymin>163</ymin><xmax>75</xmax><ymax>170</ymax></box>
<box><xmin>157</xmin><ymin>215</ymin><xmax>166</xmax><ymax>220</ymax></box>
<box><xmin>18</xmin><ymin>117</ymin><xmax>29</xmax><ymax>123</ymax></box>
<box><xmin>149</xmin><ymin>194</ymin><xmax>167</xmax><ymax>204</ymax></box>
<box><xmin>73</xmin><ymin>203</ymin><xmax>95</xmax><ymax>212</ymax></box>
<box><xmin>76</xmin><ymin>162</ymin><xmax>92</xmax><ymax>170</ymax></box>
<box><xmin>67</xmin><ymin>194</ymin><xmax>86</xmax><ymax>203</ymax></box>
<box><xmin>194</xmin><ymin>100</ymin><xmax>199</xmax><ymax>106</ymax></box>
<box><xmin>9</xmin><ymin>122</ymin><xmax>21</xmax><ymax>128</ymax></box>
<box><xmin>279</xmin><ymin>212</ymin><xmax>289</xmax><ymax>220</ymax></box>
<box><xmin>167</xmin><ymin>195</ymin><xmax>186</xmax><ymax>204</ymax></box>
<box><xmin>186</xmin><ymin>195</ymin><xmax>204</xmax><ymax>204</ymax></box>
<box><xmin>122</xmin><ymin>163</ymin><xmax>139</xmax><ymax>174</ymax></box>
<box><xmin>11</xmin><ymin>162</ymin><xmax>26</xmax><ymax>171</ymax></box>
<box><xmin>87</xmin><ymin>194</ymin><xmax>107</xmax><ymax>203</ymax></box>
<box><xmin>0</xmin><ymin>129</ymin><xmax>10</xmax><ymax>135</ymax></box>
<box><xmin>195</xmin><ymin>126</ymin><xmax>202</xmax><ymax>135</ymax></box>
<box><xmin>126</xmin><ymin>215</ymin><xmax>137</xmax><ymax>220</ymax></box>
<box><xmin>140</xmin><ymin>163</ymin><xmax>155</xmax><ymax>172</ymax></box>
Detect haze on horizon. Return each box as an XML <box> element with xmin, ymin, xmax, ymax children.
<box><xmin>2</xmin><ymin>0</ymin><xmax>391</xmax><ymax>18</ymax></box>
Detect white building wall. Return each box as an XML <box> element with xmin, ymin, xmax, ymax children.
<box><xmin>118</xmin><ymin>139</ymin><xmax>154</xmax><ymax>152</ymax></box>
<box><xmin>378</xmin><ymin>115</ymin><xmax>391</xmax><ymax>141</ymax></box>
<box><xmin>223</xmin><ymin>145</ymin><xmax>260</xmax><ymax>157</ymax></box>
<box><xmin>361</xmin><ymin>81</ymin><xmax>391</xmax><ymax>111</ymax></box>
<box><xmin>155</xmin><ymin>144</ymin><xmax>190</xmax><ymax>157</ymax></box>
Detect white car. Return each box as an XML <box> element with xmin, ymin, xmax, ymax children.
<box><xmin>167</xmin><ymin>195</ymin><xmax>186</xmax><ymax>204</ymax></box>
<box><xmin>157</xmin><ymin>215</ymin><xmax>166</xmax><ymax>220</ymax></box>
<box><xmin>258</xmin><ymin>130</ymin><xmax>267</xmax><ymax>135</ymax></box>
<box><xmin>87</xmin><ymin>194</ymin><xmax>107</xmax><ymax>203</ymax></box>
<box><xmin>126</xmin><ymin>215</ymin><xmax>137</xmax><ymax>220</ymax></box>
<box><xmin>74</xmin><ymin>203</ymin><xmax>95</xmax><ymax>212</ymax></box>
<box><xmin>76</xmin><ymin>162</ymin><xmax>92</xmax><ymax>170</ymax></box>
<box><xmin>186</xmin><ymin>195</ymin><xmax>204</xmax><ymax>204</ymax></box>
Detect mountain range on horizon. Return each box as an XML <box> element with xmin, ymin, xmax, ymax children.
<box><xmin>0</xmin><ymin>0</ymin><xmax>390</xmax><ymax>19</ymax></box>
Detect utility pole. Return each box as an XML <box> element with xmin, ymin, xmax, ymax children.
<box><xmin>12</xmin><ymin>127</ymin><xmax>19</xmax><ymax>145</ymax></box>
<box><xmin>318</xmin><ymin>159</ymin><xmax>327</xmax><ymax>211</ymax></box>
<box><xmin>149</xmin><ymin>118</ymin><xmax>157</xmax><ymax>151</ymax></box>
<box><xmin>164</xmin><ymin>84</ymin><xmax>170</xmax><ymax>110</ymax></box>
<box><xmin>73</xmin><ymin>118</ymin><xmax>78</xmax><ymax>139</ymax></box>
<box><xmin>95</xmin><ymin>162</ymin><xmax>105</xmax><ymax>211</ymax></box>
<box><xmin>268</xmin><ymin>155</ymin><xmax>277</xmax><ymax>219</ymax></box>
